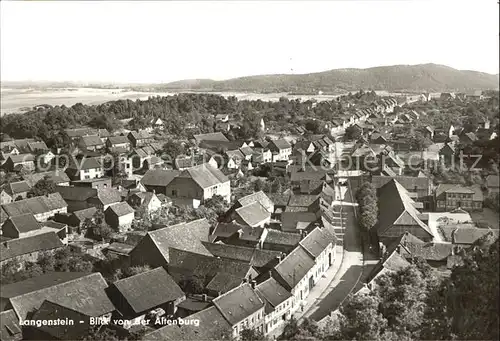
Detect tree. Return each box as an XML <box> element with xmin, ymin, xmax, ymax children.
<box><xmin>356</xmin><ymin>182</ymin><xmax>378</xmax><ymax>232</ymax></box>
<box><xmin>422</xmin><ymin>238</ymin><xmax>499</xmax><ymax>340</ymax></box>
<box><xmin>279</xmin><ymin>317</ymin><xmax>321</xmax><ymax>341</ymax></box>
<box><xmin>162</xmin><ymin>139</ymin><xmax>185</xmax><ymax>159</ymax></box>
<box><xmin>344</xmin><ymin>125</ymin><xmax>362</xmax><ymax>141</ymax></box>
<box><xmin>28</xmin><ymin>175</ymin><xmax>56</xmax><ymax>197</ymax></box>
<box><xmin>240</xmin><ymin>327</ymin><xmax>267</xmax><ymax>341</ymax></box>
<box><xmin>333</xmin><ymin>293</ymin><xmax>388</xmax><ymax>340</ymax></box>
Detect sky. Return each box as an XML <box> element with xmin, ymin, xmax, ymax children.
<box><xmin>1</xmin><ymin>0</ymin><xmax>499</xmax><ymax>84</ymax></box>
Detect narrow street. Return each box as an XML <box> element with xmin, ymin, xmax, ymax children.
<box><xmin>300</xmin><ymin>199</ymin><xmax>365</xmax><ymax>322</ymax></box>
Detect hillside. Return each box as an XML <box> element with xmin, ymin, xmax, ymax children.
<box><xmin>158</xmin><ymin>63</ymin><xmax>499</xmax><ymax>93</ymax></box>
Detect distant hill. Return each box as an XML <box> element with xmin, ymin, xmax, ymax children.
<box><xmin>158</xmin><ymin>63</ymin><xmax>499</xmax><ymax>93</ymax></box>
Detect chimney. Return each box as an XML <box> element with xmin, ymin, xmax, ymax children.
<box><xmin>242</xmin><ymin>278</ymin><xmax>248</xmax><ymax>283</ymax></box>
<box><xmin>202</xmin><ymin>294</ymin><xmax>208</xmax><ymax>302</ymax></box>
<box><xmin>250</xmin><ymin>280</ymin><xmax>256</xmax><ymax>289</ymax></box>
<box><xmin>152</xmin><ymin>189</ymin><xmax>156</xmax><ymax>195</ymax></box>
<box><xmin>276</xmin><ymin>255</ymin><xmax>282</xmax><ymax>262</ymax></box>
<box><xmin>268</xmin><ymin>270</ymin><xmax>272</xmax><ymax>279</ymax></box>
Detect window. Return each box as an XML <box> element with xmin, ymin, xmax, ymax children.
<box><xmin>172</xmin><ymin>190</ymin><xmax>177</xmax><ymax>197</ymax></box>
<box><xmin>84</xmin><ymin>175</ymin><xmax>90</xmax><ymax>180</ymax></box>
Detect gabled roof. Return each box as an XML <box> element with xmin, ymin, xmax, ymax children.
<box><xmin>0</xmin><ymin>310</ymin><xmax>21</xmax><ymax>340</ymax></box>
<box><xmin>31</xmin><ymin>300</ymin><xmax>92</xmax><ymax>340</ymax></box>
<box><xmin>453</xmin><ymin>228</ymin><xmax>499</xmax><ymax>245</ymax></box>
<box><xmin>6</xmin><ymin>272</ymin><xmax>114</xmax><ymax>319</ymax></box>
<box><xmin>112</xmin><ymin>267</ymin><xmax>184</xmax><ymax>314</ymax></box>
<box><xmin>7</xmin><ymin>153</ymin><xmax>35</xmax><ymax>164</ymax></box>
<box><xmin>22</xmin><ymin>171</ymin><xmax>70</xmax><ymax>187</ymax></box>
<box><xmin>96</xmin><ymin>188</ymin><xmax>122</xmax><ymax>206</ymax></box>
<box><xmin>237</xmin><ymin>191</ymin><xmax>274</xmax><ymax>213</ymax></box>
<box><xmin>128</xmin><ymin>130</ymin><xmax>153</xmax><ymax>140</ymax></box>
<box><xmin>80</xmin><ymin>135</ymin><xmax>104</xmax><ymax>147</ymax></box>
<box><xmin>235</xmin><ymin>202</ymin><xmax>271</xmax><ymax>227</ymax></box>
<box><xmin>269</xmin><ymin>139</ymin><xmax>292</xmax><ymax>150</ymax></box>
<box><xmin>435</xmin><ymin>183</ymin><xmax>477</xmax><ymax>199</ymax></box>
<box><xmin>274</xmin><ymin>245</ymin><xmax>315</xmax><ymax>290</ymax></box>
<box><xmin>203</xmin><ymin>242</ymin><xmax>282</xmax><ymax>268</ymax></box>
<box><xmin>2</xmin><ymin>193</ymin><xmax>67</xmax><ymax>218</ymax></box>
<box><xmin>67</xmin><ymin>157</ymin><xmax>102</xmax><ymax>170</ymax></box>
<box><xmin>141</xmin><ymin>219</ymin><xmax>212</xmax><ymax>263</ymax></box>
<box><xmin>27</xmin><ymin>141</ymin><xmax>49</xmax><ymax>152</ymax></box>
<box><xmin>4</xmin><ymin>213</ymin><xmax>41</xmax><ymax>234</ymax></box>
<box><xmin>0</xmin><ymin>232</ymin><xmax>63</xmax><ymax>262</ymax></box>
<box><xmin>371</xmin><ymin>175</ymin><xmax>429</xmax><ymax>191</ymax></box>
<box><xmin>255</xmin><ymin>277</ymin><xmax>292</xmax><ymax>310</ymax></box>
<box><xmin>178</xmin><ymin>163</ymin><xmax>229</xmax><ymax>189</ymax></box>
<box><xmin>140</xmin><ymin>169</ymin><xmax>180</xmax><ymax>187</ymax></box>
<box><xmin>399</xmin><ymin>241</ymin><xmax>454</xmax><ymax>262</ymax></box>
<box><xmin>193</xmin><ymin>132</ymin><xmax>229</xmax><ymax>143</ymax></box>
<box><xmin>145</xmin><ymin>306</ymin><xmax>231</xmax><ymax>341</ymax></box>
<box><xmin>107</xmin><ymin>136</ymin><xmax>130</xmax><ymax>145</ymax></box>
<box><xmin>7</xmin><ymin>181</ymin><xmax>30</xmax><ymax>195</ymax></box>
<box><xmin>56</xmin><ymin>186</ymin><xmax>97</xmax><ymax>202</ymax></box>
<box><xmin>299</xmin><ymin>227</ymin><xmax>333</xmax><ymax>258</ymax></box>
<box><xmin>168</xmin><ymin>248</ymin><xmax>253</xmax><ymax>285</ymax></box>
<box><xmin>263</xmin><ymin>229</ymin><xmax>302</xmax><ymax>246</ymax></box>
<box><xmin>106</xmin><ymin>202</ymin><xmax>134</xmax><ymax>217</ymax></box>
<box><xmin>72</xmin><ymin>207</ymin><xmax>98</xmax><ymax>222</ymax></box>
<box><xmin>377</xmin><ymin>179</ymin><xmax>432</xmax><ymax>237</ymax></box>
<box><xmin>213</xmin><ymin>283</ymin><xmax>264</xmax><ymax>325</ymax></box>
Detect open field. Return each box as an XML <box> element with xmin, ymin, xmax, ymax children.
<box><xmin>0</xmin><ymin>87</ymin><xmax>352</xmax><ymax>116</ymax></box>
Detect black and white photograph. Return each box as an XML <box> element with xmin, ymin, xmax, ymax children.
<box><xmin>0</xmin><ymin>1</ymin><xmax>498</xmax><ymax>340</ymax></box>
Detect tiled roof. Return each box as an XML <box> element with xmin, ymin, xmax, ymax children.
<box><xmin>453</xmin><ymin>228</ymin><xmax>499</xmax><ymax>245</ymax></box>
<box><xmin>64</xmin><ymin>128</ymin><xmax>97</xmax><ymax>138</ymax></box>
<box><xmin>0</xmin><ymin>232</ymin><xmax>62</xmax><ymax>262</ymax></box>
<box><xmin>193</xmin><ymin>132</ymin><xmax>229</xmax><ymax>143</ymax></box>
<box><xmin>6</xmin><ymin>272</ymin><xmax>114</xmax><ymax>319</ymax></box>
<box><xmin>80</xmin><ymin>135</ymin><xmax>104</xmax><ymax>147</ymax></box>
<box><xmin>105</xmin><ymin>242</ymin><xmax>134</xmax><ymax>255</ymax></box>
<box><xmin>8</xmin><ymin>153</ymin><xmax>35</xmax><ymax>164</ymax></box>
<box><xmin>112</xmin><ymin>267</ymin><xmax>184</xmax><ymax>314</ymax></box>
<box><xmin>213</xmin><ymin>283</ymin><xmax>264</xmax><ymax>325</ymax></box>
<box><xmin>56</xmin><ymin>186</ymin><xmax>97</xmax><ymax>202</ymax></box>
<box><xmin>140</xmin><ymin>169</ymin><xmax>180</xmax><ymax>187</ymax></box>
<box><xmin>31</xmin><ymin>300</ymin><xmax>91</xmax><ymax>340</ymax></box>
<box><xmin>67</xmin><ymin>157</ymin><xmax>102</xmax><ymax>170</ymax></box>
<box><xmin>4</xmin><ymin>213</ymin><xmax>41</xmax><ymax>234</ymax></box>
<box><xmin>72</xmin><ymin>207</ymin><xmax>97</xmax><ymax>222</ymax></box>
<box><xmin>371</xmin><ymin>175</ymin><xmax>429</xmax><ymax>191</ymax></box>
<box><xmin>274</xmin><ymin>245</ymin><xmax>315</xmax><ymax>290</ymax></box>
<box><xmin>0</xmin><ymin>309</ymin><xmax>21</xmax><ymax>341</ymax></box>
<box><xmin>400</xmin><ymin>242</ymin><xmax>454</xmax><ymax>261</ymax></box>
<box><xmin>255</xmin><ymin>277</ymin><xmax>292</xmax><ymax>309</ymax></box>
<box><xmin>22</xmin><ymin>171</ymin><xmax>70</xmax><ymax>187</ymax></box>
<box><xmin>237</xmin><ymin>191</ymin><xmax>274</xmax><ymax>213</ymax></box>
<box><xmin>168</xmin><ymin>248</ymin><xmax>252</xmax><ymax>282</ymax></box>
<box><xmin>264</xmin><ymin>229</ymin><xmax>302</xmax><ymax>246</ymax></box>
<box><xmin>107</xmin><ymin>136</ymin><xmax>130</xmax><ymax>145</ymax></box>
<box><xmin>106</xmin><ymin>202</ymin><xmax>134</xmax><ymax>217</ymax></box>
<box><xmin>235</xmin><ymin>202</ymin><xmax>270</xmax><ymax>227</ymax></box>
<box><xmin>203</xmin><ymin>242</ymin><xmax>282</xmax><ymax>268</ymax></box>
<box><xmin>377</xmin><ymin>179</ymin><xmax>432</xmax><ymax>238</ymax></box>
<box><xmin>1</xmin><ymin>193</ymin><xmax>67</xmax><ymax>218</ymax></box>
<box><xmin>180</xmin><ymin>163</ymin><xmax>229</xmax><ymax>189</ymax></box>
<box><xmin>206</xmin><ymin>273</ymin><xmax>244</xmax><ymax>294</ymax></box>
<box><xmin>96</xmin><ymin>188</ymin><xmax>121</xmax><ymax>205</ymax></box>
<box><xmin>7</xmin><ymin>181</ymin><xmax>31</xmax><ymax>194</ymax></box>
<box><xmin>299</xmin><ymin>227</ymin><xmax>332</xmax><ymax>258</ymax></box>
<box><xmin>281</xmin><ymin>212</ymin><xmax>317</xmax><ymax>232</ymax></box>
<box><xmin>142</xmin><ymin>219</ymin><xmax>212</xmax><ymax>263</ymax></box>
<box><xmin>145</xmin><ymin>306</ymin><xmax>231</xmax><ymax>341</ymax></box>
<box><xmin>269</xmin><ymin>139</ymin><xmax>292</xmax><ymax>150</ymax></box>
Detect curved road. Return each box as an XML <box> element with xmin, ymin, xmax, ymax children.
<box><xmin>301</xmin><ymin>188</ymin><xmax>366</xmax><ymax>322</ymax></box>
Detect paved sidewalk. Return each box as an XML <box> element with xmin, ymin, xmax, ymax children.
<box><xmin>293</xmin><ymin>244</ymin><xmax>344</xmax><ymax>320</ymax></box>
